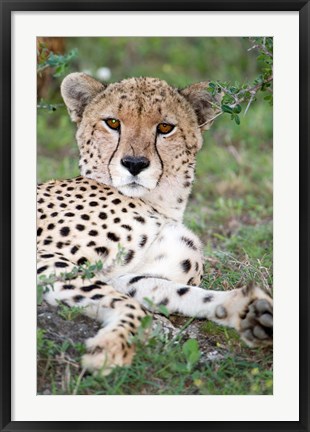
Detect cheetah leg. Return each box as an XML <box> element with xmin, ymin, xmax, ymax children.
<box><xmin>37</xmin><ymin>251</ymin><xmax>146</xmax><ymax>374</ymax></box>
<box><xmin>112</xmin><ymin>274</ymin><xmax>273</xmax><ymax>348</ymax></box>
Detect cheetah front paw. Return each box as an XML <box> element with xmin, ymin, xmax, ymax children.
<box><xmin>239</xmin><ymin>297</ymin><xmax>273</xmax><ymax>347</ymax></box>
<box><xmin>82</xmin><ymin>329</ymin><xmax>135</xmax><ymax>375</ymax></box>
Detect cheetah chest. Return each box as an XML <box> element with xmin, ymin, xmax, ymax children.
<box><xmin>37</xmin><ymin>177</ymin><xmax>168</xmax><ymax>275</ymax></box>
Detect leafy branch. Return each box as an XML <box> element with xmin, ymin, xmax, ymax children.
<box><xmin>205</xmin><ymin>37</ymin><xmax>273</xmax><ymax>126</ymax></box>
<box><xmin>37</xmin><ymin>260</ymin><xmax>104</xmax><ymax>305</ymax></box>
<box><xmin>37</xmin><ymin>43</ymin><xmax>78</xmax><ymax>77</ymax></box>
<box><xmin>37</xmin><ymin>42</ymin><xmax>78</xmax><ymax>111</ymax></box>
<box><xmin>36</xmin><ymin>101</ymin><xmax>64</xmax><ymax>111</ymax></box>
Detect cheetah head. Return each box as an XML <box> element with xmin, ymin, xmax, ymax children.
<box><xmin>61</xmin><ymin>74</ymin><xmax>219</xmax><ymax>199</ymax></box>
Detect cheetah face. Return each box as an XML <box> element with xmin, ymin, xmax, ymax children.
<box><xmin>61</xmin><ymin>74</ymin><xmax>219</xmax><ymax>198</ymax></box>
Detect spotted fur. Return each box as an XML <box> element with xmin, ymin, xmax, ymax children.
<box><xmin>37</xmin><ymin>74</ymin><xmax>273</xmax><ymax>375</ymax></box>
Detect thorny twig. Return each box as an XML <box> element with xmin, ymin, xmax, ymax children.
<box><xmin>203</xmin><ymin>38</ymin><xmax>273</xmax><ymax>126</ymax></box>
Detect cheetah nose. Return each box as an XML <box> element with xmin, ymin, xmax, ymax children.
<box><xmin>121</xmin><ymin>156</ymin><xmax>150</xmax><ymax>176</ymax></box>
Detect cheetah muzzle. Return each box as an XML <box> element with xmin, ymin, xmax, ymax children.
<box><xmin>37</xmin><ymin>73</ymin><xmax>273</xmax><ymax>375</ymax></box>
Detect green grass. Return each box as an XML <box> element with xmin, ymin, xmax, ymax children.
<box><xmin>37</xmin><ymin>315</ymin><xmax>272</xmax><ymax>395</ymax></box>
<box><xmin>37</xmin><ymin>37</ymin><xmax>273</xmax><ymax>395</ymax></box>
<box><xmin>57</xmin><ymin>303</ymin><xmax>86</xmax><ymax>321</ymax></box>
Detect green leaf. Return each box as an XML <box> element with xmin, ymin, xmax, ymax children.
<box><xmin>158</xmin><ymin>304</ymin><xmax>170</xmax><ymax>317</ymax></box>
<box><xmin>233</xmin><ymin>104</ymin><xmax>242</xmax><ymax>114</ymax></box>
<box><xmin>222</xmin><ymin>95</ymin><xmax>234</xmax><ymax>105</ymax></box>
<box><xmin>53</xmin><ymin>64</ymin><xmax>67</xmax><ymax>77</ymax></box>
<box><xmin>221</xmin><ymin>104</ymin><xmax>233</xmax><ymax>114</ymax></box>
<box><xmin>141</xmin><ymin>315</ymin><xmax>153</xmax><ymax>329</ymax></box>
<box><xmin>37</xmin><ymin>48</ymin><xmax>78</xmax><ymax>76</ymax></box>
<box><xmin>229</xmin><ymin>86</ymin><xmax>238</xmax><ymax>94</ymax></box>
<box><xmin>95</xmin><ymin>261</ymin><xmax>103</xmax><ymax>271</ymax></box>
<box><xmin>182</xmin><ymin>338</ymin><xmax>201</xmax><ymax>368</ymax></box>
<box><xmin>234</xmin><ymin>115</ymin><xmax>241</xmax><ymax>125</ymax></box>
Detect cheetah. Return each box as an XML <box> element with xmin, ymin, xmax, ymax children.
<box><xmin>37</xmin><ymin>73</ymin><xmax>273</xmax><ymax>374</ymax></box>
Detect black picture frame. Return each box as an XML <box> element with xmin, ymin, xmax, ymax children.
<box><xmin>1</xmin><ymin>1</ymin><xmax>309</xmax><ymax>431</ymax></box>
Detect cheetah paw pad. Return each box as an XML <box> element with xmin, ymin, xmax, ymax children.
<box><xmin>240</xmin><ymin>298</ymin><xmax>273</xmax><ymax>347</ymax></box>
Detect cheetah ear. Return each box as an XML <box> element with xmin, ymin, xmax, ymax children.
<box><xmin>179</xmin><ymin>82</ymin><xmax>221</xmax><ymax>131</ymax></box>
<box><xmin>61</xmin><ymin>73</ymin><xmax>106</xmax><ymax>123</ymax></box>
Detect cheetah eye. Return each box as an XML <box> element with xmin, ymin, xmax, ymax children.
<box><xmin>105</xmin><ymin>118</ymin><xmax>121</xmax><ymax>130</ymax></box>
<box><xmin>157</xmin><ymin>123</ymin><xmax>175</xmax><ymax>135</ymax></box>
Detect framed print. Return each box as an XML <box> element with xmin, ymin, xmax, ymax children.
<box><xmin>1</xmin><ymin>0</ymin><xmax>309</xmax><ymax>431</ymax></box>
